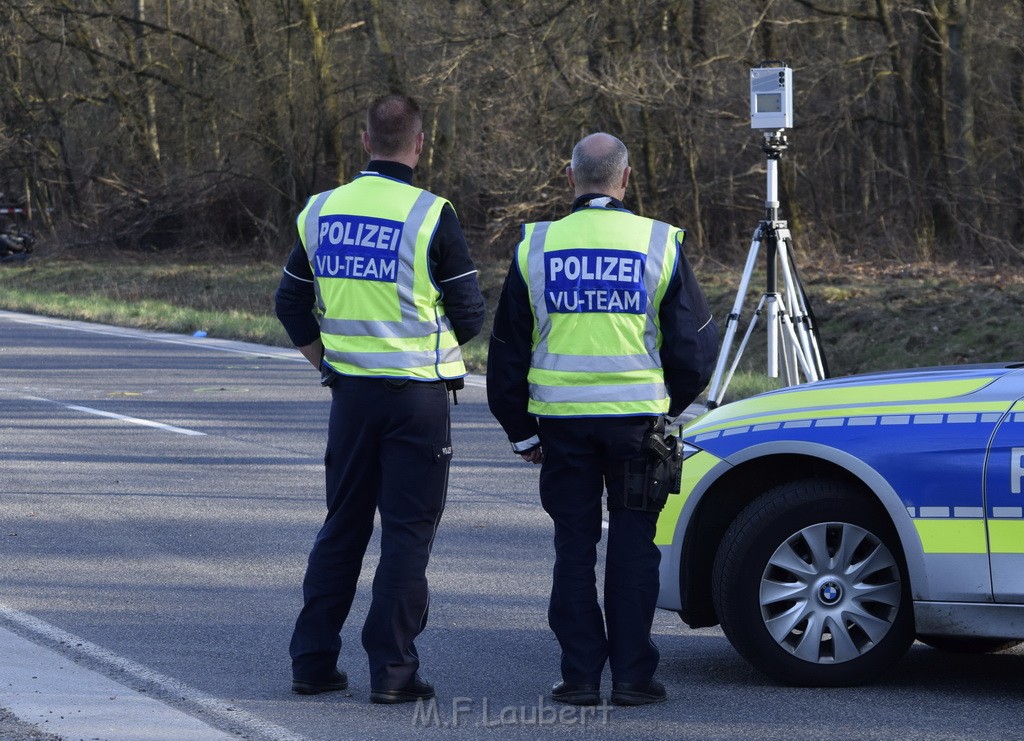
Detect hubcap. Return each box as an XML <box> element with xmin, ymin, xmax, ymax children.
<box><xmin>758</xmin><ymin>522</ymin><xmax>902</xmax><ymax>664</ymax></box>
<box><xmin>819</xmin><ymin>580</ymin><xmax>842</xmax><ymax>605</ymax></box>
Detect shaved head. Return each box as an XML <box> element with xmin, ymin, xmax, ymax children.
<box><xmin>570</xmin><ymin>133</ymin><xmax>629</xmax><ymax>192</ymax></box>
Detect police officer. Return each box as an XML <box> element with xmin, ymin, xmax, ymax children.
<box><xmin>275</xmin><ymin>93</ymin><xmax>485</xmax><ymax>704</ymax></box>
<box><xmin>487</xmin><ymin>132</ymin><xmax>718</xmax><ymax>706</ymax></box>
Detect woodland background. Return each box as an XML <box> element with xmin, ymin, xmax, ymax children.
<box><xmin>0</xmin><ymin>0</ymin><xmax>1021</xmax><ymax>266</ymax></box>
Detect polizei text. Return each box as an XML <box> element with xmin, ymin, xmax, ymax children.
<box><xmin>314</xmin><ymin>214</ymin><xmax>404</xmax><ymax>283</ymax></box>
<box><xmin>544</xmin><ymin>248</ymin><xmax>647</xmax><ymax>315</ymax></box>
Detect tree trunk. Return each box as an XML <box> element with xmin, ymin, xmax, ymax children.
<box><xmin>134</xmin><ymin>0</ymin><xmax>161</xmax><ymax>168</ymax></box>
<box><xmin>1012</xmin><ymin>1</ymin><xmax>1024</xmax><ymax>244</ymax></box>
<box><xmin>367</xmin><ymin>0</ymin><xmax>404</xmax><ymax>92</ymax></box>
<box><xmin>298</xmin><ymin>0</ymin><xmax>345</xmax><ymax>187</ymax></box>
<box><xmin>233</xmin><ymin>0</ymin><xmax>290</xmax><ymax>232</ymax></box>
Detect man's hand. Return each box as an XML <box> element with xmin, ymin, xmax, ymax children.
<box><xmin>511</xmin><ymin>436</ymin><xmax>542</xmax><ymax>464</ymax></box>
<box><xmin>296</xmin><ymin>339</ymin><xmax>324</xmax><ymax>370</ymax></box>
<box><xmin>519</xmin><ymin>446</ymin><xmax>544</xmax><ymax>465</ymax></box>
<box><xmin>664</xmin><ymin>411</ymin><xmax>688</xmax><ymax>432</ymax></box>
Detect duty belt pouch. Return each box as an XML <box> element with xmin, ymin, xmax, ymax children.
<box><xmin>445</xmin><ymin>377</ymin><xmax>465</xmax><ymax>405</ymax></box>
<box><xmin>622</xmin><ymin>424</ymin><xmax>684</xmax><ymax>512</ymax></box>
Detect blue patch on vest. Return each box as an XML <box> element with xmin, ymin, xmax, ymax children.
<box><xmin>314</xmin><ymin>215</ymin><xmax>403</xmax><ymax>283</ymax></box>
<box><xmin>544</xmin><ymin>249</ymin><xmax>647</xmax><ymax>314</ymax></box>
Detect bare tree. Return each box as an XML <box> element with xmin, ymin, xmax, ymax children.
<box><xmin>0</xmin><ymin>0</ymin><xmax>1020</xmax><ymax>262</ymax></box>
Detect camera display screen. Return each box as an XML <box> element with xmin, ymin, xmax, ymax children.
<box><xmin>756</xmin><ymin>93</ymin><xmax>782</xmax><ymax>113</ymax></box>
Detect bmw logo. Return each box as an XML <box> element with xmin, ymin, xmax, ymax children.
<box><xmin>819</xmin><ymin>581</ymin><xmax>842</xmax><ymax>605</ymax></box>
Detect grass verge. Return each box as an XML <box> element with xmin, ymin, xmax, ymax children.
<box><xmin>3</xmin><ymin>248</ymin><xmax>1022</xmax><ymax>404</ymax></box>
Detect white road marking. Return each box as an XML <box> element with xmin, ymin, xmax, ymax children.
<box><xmin>0</xmin><ymin>606</ymin><xmax>306</xmax><ymax>741</ymax></box>
<box><xmin>0</xmin><ymin>310</ymin><xmax>303</xmax><ymax>360</ymax></box>
<box><xmin>17</xmin><ymin>394</ymin><xmax>206</xmax><ymax>436</ymax></box>
<box><xmin>64</xmin><ymin>402</ymin><xmax>206</xmax><ymax>436</ymax></box>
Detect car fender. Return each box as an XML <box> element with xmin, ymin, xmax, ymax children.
<box><xmin>658</xmin><ymin>439</ymin><xmax>937</xmax><ymax>617</ymax></box>
<box><xmin>722</xmin><ymin>439</ymin><xmax>929</xmax><ymax>592</ymax></box>
<box><xmin>657</xmin><ymin>452</ymin><xmax>733</xmax><ymax>611</ymax></box>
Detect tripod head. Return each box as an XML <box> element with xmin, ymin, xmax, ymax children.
<box><xmin>761</xmin><ymin>130</ymin><xmax>788</xmax><ymax>160</ymax></box>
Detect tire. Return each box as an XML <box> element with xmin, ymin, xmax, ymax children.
<box><xmin>917</xmin><ymin>635</ymin><xmax>1022</xmax><ymax>654</ymax></box>
<box><xmin>712</xmin><ymin>479</ymin><xmax>914</xmax><ymax>686</ymax></box>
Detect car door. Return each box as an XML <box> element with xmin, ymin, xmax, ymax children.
<box><xmin>985</xmin><ymin>392</ymin><xmax>1024</xmax><ymax>603</ymax></box>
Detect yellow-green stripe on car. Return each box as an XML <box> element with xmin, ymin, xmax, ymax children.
<box><xmin>655</xmin><ymin>450</ymin><xmax>721</xmax><ymax>546</ymax></box>
<box><xmin>913</xmin><ymin>518</ymin><xmax>988</xmax><ymax>554</ymax></box>
<box><xmin>989</xmin><ymin>519</ymin><xmax>1024</xmax><ymax>553</ymax></box>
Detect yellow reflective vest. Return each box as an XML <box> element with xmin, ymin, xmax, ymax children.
<box><xmin>516</xmin><ymin>206</ymin><xmax>680</xmax><ymax>416</ymax></box>
<box><xmin>297</xmin><ymin>173</ymin><xmax>466</xmax><ymax>380</ymax></box>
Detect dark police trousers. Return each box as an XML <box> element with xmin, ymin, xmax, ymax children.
<box><xmin>289</xmin><ymin>375</ymin><xmax>452</xmax><ymax>690</ymax></box>
<box><xmin>537</xmin><ymin>416</ymin><xmax>661</xmax><ymax>685</ymax></box>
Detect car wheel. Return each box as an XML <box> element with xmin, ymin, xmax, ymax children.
<box><xmin>917</xmin><ymin>635</ymin><xmax>1022</xmax><ymax>654</ymax></box>
<box><xmin>712</xmin><ymin>478</ymin><xmax>914</xmax><ymax>686</ymax></box>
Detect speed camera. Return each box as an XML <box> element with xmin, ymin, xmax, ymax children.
<box><xmin>750</xmin><ymin>65</ymin><xmax>793</xmax><ymax>130</ymax></box>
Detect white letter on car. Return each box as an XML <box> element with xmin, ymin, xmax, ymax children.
<box><xmin>1013</xmin><ymin>447</ymin><xmax>1024</xmax><ymax>495</ymax></box>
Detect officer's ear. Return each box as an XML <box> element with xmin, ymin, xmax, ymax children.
<box><xmin>566</xmin><ymin>166</ymin><xmax>576</xmax><ymax>189</ymax></box>
<box><xmin>620</xmin><ymin>165</ymin><xmax>631</xmax><ymax>191</ymax></box>
<box><xmin>413</xmin><ymin>131</ymin><xmax>424</xmax><ymax>156</ymax></box>
<box><xmin>361</xmin><ymin>131</ymin><xmax>373</xmax><ymax>156</ymax></box>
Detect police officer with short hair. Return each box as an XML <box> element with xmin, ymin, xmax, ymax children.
<box><xmin>275</xmin><ymin>93</ymin><xmax>485</xmax><ymax>704</ymax></box>
<box><xmin>487</xmin><ymin>132</ymin><xmax>718</xmax><ymax>707</ymax></box>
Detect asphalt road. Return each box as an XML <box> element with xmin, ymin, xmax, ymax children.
<box><xmin>1</xmin><ymin>310</ymin><xmax>1022</xmax><ymax>741</ymax></box>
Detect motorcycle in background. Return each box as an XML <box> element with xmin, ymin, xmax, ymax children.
<box><xmin>0</xmin><ymin>225</ymin><xmax>36</xmax><ymax>262</ymax></box>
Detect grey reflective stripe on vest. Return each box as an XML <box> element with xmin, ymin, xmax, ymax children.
<box><xmin>528</xmin><ymin>381</ymin><xmax>668</xmax><ymax>403</ymax></box>
<box><xmin>302</xmin><ymin>191</ymin><xmax>333</xmax><ymax>314</ymax></box>
<box><xmin>319</xmin><ymin>315</ymin><xmax>454</xmax><ymax>339</ymax></box>
<box><xmin>325</xmin><ymin>344</ymin><xmax>462</xmax><ymax>370</ymax></box>
<box><xmin>525</xmin><ymin>222</ymin><xmax>552</xmax><ymax>354</ymax></box>
<box><xmin>302</xmin><ymin>191</ymin><xmax>331</xmax><ymax>258</ymax></box>
<box><xmin>531</xmin><ymin>352</ymin><xmax>657</xmax><ymax>373</ymax></box>
<box><xmin>643</xmin><ymin>221</ymin><xmax>671</xmax><ymax>353</ymax></box>
<box><xmin>396</xmin><ymin>190</ymin><xmax>441</xmax><ymax>323</ymax></box>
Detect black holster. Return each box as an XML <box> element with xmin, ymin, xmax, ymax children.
<box><xmin>620</xmin><ymin>418</ymin><xmax>684</xmax><ymax>512</ymax></box>
<box><xmin>320</xmin><ymin>358</ymin><xmax>338</xmax><ymax>388</ymax></box>
<box><xmin>445</xmin><ymin>377</ymin><xmax>464</xmax><ymax>405</ymax></box>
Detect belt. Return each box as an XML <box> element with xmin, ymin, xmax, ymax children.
<box><xmin>333</xmin><ymin>375</ymin><xmax>447</xmax><ymax>388</ymax></box>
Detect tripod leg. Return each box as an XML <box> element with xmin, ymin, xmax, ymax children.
<box><xmin>768</xmin><ymin>291</ymin><xmax>806</xmax><ymax>383</ymax></box>
<box><xmin>715</xmin><ymin>294</ymin><xmax>768</xmax><ymax>407</ymax></box>
<box><xmin>773</xmin><ymin>299</ymin><xmax>797</xmax><ymax>386</ymax></box>
<box><xmin>783</xmin><ymin>235</ymin><xmax>828</xmax><ymax>379</ymax></box>
<box><xmin>766</xmin><ymin>291</ymin><xmax>779</xmax><ymax>378</ymax></box>
<box><xmin>776</xmin><ymin>229</ymin><xmax>824</xmax><ymax>381</ymax></box>
<box><xmin>706</xmin><ymin>230</ymin><xmax>762</xmax><ymax>405</ymax></box>
<box><xmin>779</xmin><ymin>302</ymin><xmax>818</xmax><ymax>381</ymax></box>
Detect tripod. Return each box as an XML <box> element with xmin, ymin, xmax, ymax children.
<box><xmin>705</xmin><ymin>131</ymin><xmax>827</xmax><ymax>408</ymax></box>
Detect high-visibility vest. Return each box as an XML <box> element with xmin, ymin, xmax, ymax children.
<box><xmin>516</xmin><ymin>207</ymin><xmax>680</xmax><ymax>417</ymax></box>
<box><xmin>297</xmin><ymin>172</ymin><xmax>466</xmax><ymax>380</ymax></box>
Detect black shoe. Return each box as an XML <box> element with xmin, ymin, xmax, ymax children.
<box><xmin>611</xmin><ymin>678</ymin><xmax>667</xmax><ymax>706</ymax></box>
<box><xmin>370</xmin><ymin>674</ymin><xmax>435</xmax><ymax>704</ymax></box>
<box><xmin>292</xmin><ymin>669</ymin><xmax>348</xmax><ymax>695</ymax></box>
<box><xmin>551</xmin><ymin>680</ymin><xmax>601</xmax><ymax>706</ymax></box>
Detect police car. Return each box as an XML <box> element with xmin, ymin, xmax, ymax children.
<box><xmin>656</xmin><ymin>363</ymin><xmax>1024</xmax><ymax>686</ymax></box>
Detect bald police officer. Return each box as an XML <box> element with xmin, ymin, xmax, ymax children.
<box><xmin>487</xmin><ymin>132</ymin><xmax>718</xmax><ymax>706</ymax></box>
